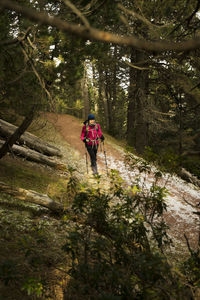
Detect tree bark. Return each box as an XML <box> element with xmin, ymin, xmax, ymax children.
<box><xmin>105</xmin><ymin>70</ymin><xmax>113</xmax><ymax>134</ymax></box>
<box><xmin>82</xmin><ymin>64</ymin><xmax>90</xmax><ymax>120</ymax></box>
<box><xmin>111</xmin><ymin>45</ymin><xmax>117</xmax><ymax>135</ymax></box>
<box><xmin>102</xmin><ymin>82</ymin><xmax>109</xmax><ymax>131</ymax></box>
<box><xmin>0</xmin><ymin>140</ymin><xmax>64</xmax><ymax>168</ymax></box>
<box><xmin>127</xmin><ymin>49</ymin><xmax>149</xmax><ymax>153</ymax></box>
<box><xmin>127</xmin><ymin>50</ymin><xmax>136</xmax><ymax>146</ymax></box>
<box><xmin>0</xmin><ymin>181</ymin><xmax>64</xmax><ymax>214</ymax></box>
<box><xmin>98</xmin><ymin>65</ymin><xmax>109</xmax><ymax>130</ymax></box>
<box><xmin>0</xmin><ymin>118</ymin><xmax>61</xmax><ymax>157</ymax></box>
<box><xmin>178</xmin><ymin>93</ymin><xmax>183</xmax><ymax>155</ymax></box>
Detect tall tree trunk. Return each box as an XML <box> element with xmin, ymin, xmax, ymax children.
<box><xmin>0</xmin><ymin>110</ymin><xmax>35</xmax><ymax>159</ymax></box>
<box><xmin>82</xmin><ymin>63</ymin><xmax>90</xmax><ymax>120</ymax></box>
<box><xmin>127</xmin><ymin>49</ymin><xmax>149</xmax><ymax>153</ymax></box>
<box><xmin>92</xmin><ymin>64</ymin><xmax>99</xmax><ymax>113</ymax></box>
<box><xmin>111</xmin><ymin>45</ymin><xmax>117</xmax><ymax>135</ymax></box>
<box><xmin>105</xmin><ymin>70</ymin><xmax>112</xmax><ymax>132</ymax></box>
<box><xmin>178</xmin><ymin>93</ymin><xmax>183</xmax><ymax>155</ymax></box>
<box><xmin>98</xmin><ymin>65</ymin><xmax>109</xmax><ymax>130</ymax></box>
<box><xmin>102</xmin><ymin>82</ymin><xmax>109</xmax><ymax>130</ymax></box>
<box><xmin>127</xmin><ymin>50</ymin><xmax>137</xmax><ymax>147</ymax></box>
<box><xmin>105</xmin><ymin>46</ymin><xmax>118</xmax><ymax>135</ymax></box>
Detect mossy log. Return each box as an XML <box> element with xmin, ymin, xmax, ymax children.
<box><xmin>0</xmin><ymin>139</ymin><xmax>65</xmax><ymax>169</ymax></box>
<box><xmin>0</xmin><ymin>181</ymin><xmax>64</xmax><ymax>214</ymax></box>
<box><xmin>0</xmin><ymin>118</ymin><xmax>61</xmax><ymax>157</ymax></box>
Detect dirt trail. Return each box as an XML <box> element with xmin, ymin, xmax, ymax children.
<box><xmin>46</xmin><ymin>112</ymin><xmax>124</xmax><ymax>170</ymax></box>
<box><xmin>46</xmin><ymin>113</ymin><xmax>200</xmax><ymax>253</ymax></box>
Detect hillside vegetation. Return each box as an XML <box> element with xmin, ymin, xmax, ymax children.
<box><xmin>0</xmin><ymin>114</ymin><xmax>200</xmax><ymax>300</ymax></box>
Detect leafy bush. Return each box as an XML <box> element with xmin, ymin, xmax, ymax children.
<box><xmin>62</xmin><ymin>166</ymin><xmax>193</xmax><ymax>299</ymax></box>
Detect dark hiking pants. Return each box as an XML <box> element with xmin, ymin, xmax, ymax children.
<box><xmin>86</xmin><ymin>144</ymin><xmax>99</xmax><ymax>166</ymax></box>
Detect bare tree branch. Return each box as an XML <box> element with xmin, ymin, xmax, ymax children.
<box><xmin>0</xmin><ymin>26</ymin><xmax>32</xmax><ymax>46</ymax></box>
<box><xmin>167</xmin><ymin>0</ymin><xmax>200</xmax><ymax>37</ymax></box>
<box><xmin>118</xmin><ymin>3</ymin><xmax>173</xmax><ymax>30</ymax></box>
<box><xmin>122</xmin><ymin>59</ymin><xmax>149</xmax><ymax>70</ymax></box>
<box><xmin>63</xmin><ymin>0</ymin><xmax>90</xmax><ymax>28</ymax></box>
<box><xmin>1</xmin><ymin>0</ymin><xmax>200</xmax><ymax>52</ymax></box>
<box><xmin>186</xmin><ymin>0</ymin><xmax>200</xmax><ymax>27</ymax></box>
<box><xmin>20</xmin><ymin>40</ymin><xmax>52</xmax><ymax>102</ymax></box>
<box><xmin>79</xmin><ymin>0</ymin><xmax>108</xmax><ymax>17</ymax></box>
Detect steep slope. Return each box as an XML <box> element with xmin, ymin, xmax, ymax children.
<box><xmin>46</xmin><ymin>113</ymin><xmax>200</xmax><ymax>253</ymax></box>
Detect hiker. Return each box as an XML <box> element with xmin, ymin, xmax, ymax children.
<box><xmin>81</xmin><ymin>114</ymin><xmax>105</xmax><ymax>175</ymax></box>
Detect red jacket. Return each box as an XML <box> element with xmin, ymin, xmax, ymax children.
<box><xmin>81</xmin><ymin>122</ymin><xmax>102</xmax><ymax>145</ymax></box>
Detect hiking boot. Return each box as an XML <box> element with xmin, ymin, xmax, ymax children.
<box><xmin>92</xmin><ymin>165</ymin><xmax>98</xmax><ymax>176</ymax></box>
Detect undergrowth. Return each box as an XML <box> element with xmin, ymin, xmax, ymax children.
<box><xmin>0</xmin><ymin>117</ymin><xmax>199</xmax><ymax>299</ymax></box>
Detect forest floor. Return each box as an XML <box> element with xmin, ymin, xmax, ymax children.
<box><xmin>46</xmin><ymin>112</ymin><xmax>200</xmax><ymax>255</ymax></box>
<box><xmin>1</xmin><ymin>112</ymin><xmax>200</xmax><ymax>299</ymax></box>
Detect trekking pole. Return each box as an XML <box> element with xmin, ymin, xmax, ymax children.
<box><xmin>85</xmin><ymin>148</ymin><xmax>88</xmax><ymax>174</ymax></box>
<box><xmin>102</xmin><ymin>141</ymin><xmax>108</xmax><ymax>176</ymax></box>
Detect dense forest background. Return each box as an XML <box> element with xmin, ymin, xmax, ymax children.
<box><xmin>1</xmin><ymin>0</ymin><xmax>200</xmax><ymax>177</ymax></box>
<box><xmin>0</xmin><ymin>1</ymin><xmax>200</xmax><ymax>299</ymax></box>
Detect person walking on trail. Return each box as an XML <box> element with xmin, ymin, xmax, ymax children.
<box><xmin>81</xmin><ymin>114</ymin><xmax>105</xmax><ymax>175</ymax></box>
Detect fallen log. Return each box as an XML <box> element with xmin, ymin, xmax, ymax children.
<box><xmin>0</xmin><ymin>110</ymin><xmax>35</xmax><ymax>159</ymax></box>
<box><xmin>179</xmin><ymin>168</ymin><xmax>200</xmax><ymax>188</ymax></box>
<box><xmin>0</xmin><ymin>118</ymin><xmax>61</xmax><ymax>157</ymax></box>
<box><xmin>0</xmin><ymin>139</ymin><xmax>65</xmax><ymax>169</ymax></box>
<box><xmin>0</xmin><ymin>181</ymin><xmax>64</xmax><ymax>214</ymax></box>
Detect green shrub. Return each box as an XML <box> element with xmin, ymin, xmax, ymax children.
<box><xmin>62</xmin><ymin>169</ymin><xmax>192</xmax><ymax>299</ymax></box>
